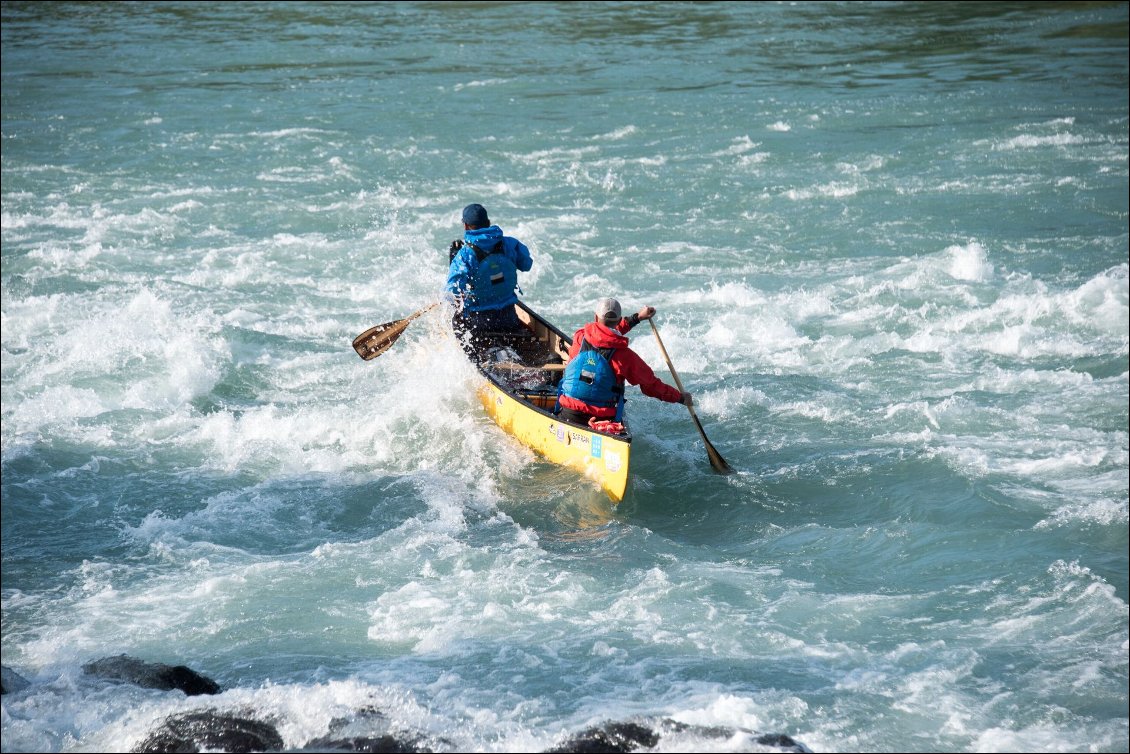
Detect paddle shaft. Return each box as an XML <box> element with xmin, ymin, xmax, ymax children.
<box><xmin>491</xmin><ymin>362</ymin><xmax>566</xmax><ymax>371</ymax></box>
<box><xmin>649</xmin><ymin>320</ymin><xmax>735</xmax><ymax>475</ymax></box>
<box><xmin>402</xmin><ymin>303</ymin><xmax>436</xmax><ymax>324</ymax></box>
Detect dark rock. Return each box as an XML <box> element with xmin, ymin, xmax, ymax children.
<box><xmin>299</xmin><ymin>734</ymin><xmax>432</xmax><ymax>752</ymax></box>
<box><xmin>298</xmin><ymin>706</ymin><xmax>435</xmax><ymax>752</ymax></box>
<box><xmin>757</xmin><ymin>732</ymin><xmax>807</xmax><ymax>750</ymax></box>
<box><xmin>658</xmin><ymin>718</ymin><xmax>811</xmax><ymax>752</ymax></box>
<box><xmin>545</xmin><ymin>721</ymin><xmax>659</xmax><ymax>753</ymax></box>
<box><xmin>1</xmin><ymin>665</ymin><xmax>32</xmax><ymax>695</ymax></box>
<box><xmin>657</xmin><ymin>718</ymin><xmax>728</xmax><ymax>737</ymax></box>
<box><xmin>83</xmin><ymin>654</ymin><xmax>221</xmax><ymax>696</ymax></box>
<box><xmin>546</xmin><ymin>717</ymin><xmax>812</xmax><ymax>753</ymax></box>
<box><xmin>131</xmin><ymin>710</ymin><xmax>284</xmax><ymax>753</ymax></box>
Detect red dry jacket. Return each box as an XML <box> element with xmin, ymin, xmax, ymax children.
<box><xmin>558</xmin><ymin>319</ymin><xmax>683</xmax><ymax>418</ymax></box>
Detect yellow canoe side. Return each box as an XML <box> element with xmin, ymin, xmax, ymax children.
<box><xmin>478</xmin><ymin>380</ymin><xmax>631</xmax><ymax>502</ymax></box>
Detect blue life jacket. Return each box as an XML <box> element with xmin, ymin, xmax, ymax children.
<box><xmin>467</xmin><ymin>243</ymin><xmax>518</xmax><ymax>310</ymax></box>
<box><xmin>558</xmin><ymin>337</ymin><xmax>625</xmax><ymax>421</ymax></box>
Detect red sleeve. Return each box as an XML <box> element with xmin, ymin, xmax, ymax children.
<box><xmin>613</xmin><ymin>349</ymin><xmax>683</xmax><ymax>403</ymax></box>
<box><xmin>567</xmin><ymin>328</ymin><xmax>583</xmax><ymax>359</ymax></box>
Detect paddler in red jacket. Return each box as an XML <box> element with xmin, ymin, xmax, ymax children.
<box><xmin>556</xmin><ymin>297</ymin><xmax>692</xmax><ymax>428</ymax></box>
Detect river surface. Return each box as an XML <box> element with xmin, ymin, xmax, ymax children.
<box><xmin>2</xmin><ymin>2</ymin><xmax>1127</xmax><ymax>752</ymax></box>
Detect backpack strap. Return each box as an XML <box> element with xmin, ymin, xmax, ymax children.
<box><xmin>470</xmin><ymin>242</ymin><xmax>502</xmax><ymax>263</ymax></box>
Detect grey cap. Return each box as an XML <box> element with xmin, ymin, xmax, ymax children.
<box><xmin>595</xmin><ymin>297</ymin><xmax>622</xmax><ymax>325</ymax></box>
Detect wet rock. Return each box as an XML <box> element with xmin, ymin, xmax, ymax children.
<box><xmin>83</xmin><ymin>654</ymin><xmax>221</xmax><ymax>696</ymax></box>
<box><xmin>1</xmin><ymin>665</ymin><xmax>32</xmax><ymax>695</ymax></box>
<box><xmin>658</xmin><ymin>717</ymin><xmax>812</xmax><ymax>752</ymax></box>
<box><xmin>296</xmin><ymin>706</ymin><xmax>435</xmax><ymax>752</ymax></box>
<box><xmin>545</xmin><ymin>721</ymin><xmax>659</xmax><ymax>753</ymax></box>
<box><xmin>754</xmin><ymin>732</ymin><xmax>810</xmax><ymax>751</ymax></box>
<box><xmin>545</xmin><ymin>718</ymin><xmax>812</xmax><ymax>753</ymax></box>
<box><xmin>131</xmin><ymin>710</ymin><xmax>284</xmax><ymax>753</ymax></box>
<box><xmin>298</xmin><ymin>734</ymin><xmax>432</xmax><ymax>752</ymax></box>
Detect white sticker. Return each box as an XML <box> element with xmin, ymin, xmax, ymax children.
<box><xmin>604</xmin><ymin>449</ymin><xmax>621</xmax><ymax>473</ymax></box>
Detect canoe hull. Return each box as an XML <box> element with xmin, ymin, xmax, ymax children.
<box><xmin>478</xmin><ymin>380</ymin><xmax>631</xmax><ymax>502</ymax></box>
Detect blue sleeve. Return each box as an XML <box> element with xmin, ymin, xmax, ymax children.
<box><xmin>445</xmin><ymin>247</ymin><xmax>474</xmax><ymax>299</ymax></box>
<box><xmin>509</xmin><ymin>238</ymin><xmax>533</xmax><ymax>272</ymax></box>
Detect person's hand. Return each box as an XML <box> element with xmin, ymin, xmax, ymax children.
<box><xmin>636</xmin><ymin>306</ymin><xmax>656</xmax><ymax>320</ymax></box>
<box><xmin>444</xmin><ymin>292</ymin><xmax>465</xmax><ymax>312</ymax></box>
<box><xmin>680</xmin><ymin>391</ymin><xmax>693</xmax><ymax>407</ymax></box>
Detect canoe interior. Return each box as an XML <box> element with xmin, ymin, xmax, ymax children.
<box><xmin>467</xmin><ymin>301</ymin><xmax>634</xmax><ymax>441</ymax></box>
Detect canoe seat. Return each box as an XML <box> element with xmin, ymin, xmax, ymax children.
<box><xmin>521</xmin><ymin>391</ymin><xmax>558</xmax><ymax>411</ymax></box>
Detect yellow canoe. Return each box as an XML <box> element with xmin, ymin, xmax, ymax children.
<box><xmin>471</xmin><ymin>302</ymin><xmax>632</xmax><ymax>502</ymax></box>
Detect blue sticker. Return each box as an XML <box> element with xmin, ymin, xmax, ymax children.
<box><xmin>591</xmin><ymin>435</ymin><xmax>602</xmax><ymax>458</ymax></box>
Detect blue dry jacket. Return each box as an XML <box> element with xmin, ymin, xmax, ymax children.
<box><xmin>558</xmin><ymin>337</ymin><xmax>625</xmax><ymax>420</ymax></box>
<box><xmin>445</xmin><ymin>226</ymin><xmax>532</xmax><ymax>312</ymax></box>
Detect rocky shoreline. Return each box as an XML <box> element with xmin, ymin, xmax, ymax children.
<box><xmin>3</xmin><ymin>657</ymin><xmax>813</xmax><ymax>753</ymax></box>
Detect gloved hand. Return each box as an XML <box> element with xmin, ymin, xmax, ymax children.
<box><xmin>680</xmin><ymin>392</ymin><xmax>693</xmax><ymax>407</ymax></box>
<box><xmin>448</xmin><ymin>239</ymin><xmax>463</xmax><ymax>262</ymax></box>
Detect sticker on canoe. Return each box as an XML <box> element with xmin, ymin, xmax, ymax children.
<box><xmin>591</xmin><ymin>435</ymin><xmax>602</xmax><ymax>458</ymax></box>
<box><xmin>604</xmin><ymin>449</ymin><xmax>621</xmax><ymax>473</ymax></box>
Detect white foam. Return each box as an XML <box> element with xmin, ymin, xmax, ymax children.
<box><xmin>783</xmin><ymin>182</ymin><xmax>859</xmax><ymax>200</ymax></box>
<box><xmin>2</xmin><ymin>288</ymin><xmax>226</xmax><ymax>453</ymax></box>
<box><xmin>945</xmin><ymin>241</ymin><xmax>994</xmax><ymax>282</ymax></box>
<box><xmin>592</xmin><ymin>125</ymin><xmax>638</xmax><ymax>141</ymax></box>
<box><xmin>709</xmin><ymin>136</ymin><xmax>763</xmax><ymax>157</ymax></box>
<box><xmin>995</xmin><ymin>132</ymin><xmax>1088</xmax><ymax>150</ymax></box>
<box><xmin>451</xmin><ymin>78</ymin><xmax>510</xmax><ymax>91</ymax></box>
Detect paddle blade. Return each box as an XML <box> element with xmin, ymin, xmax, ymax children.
<box><xmin>352</xmin><ymin>303</ymin><xmax>438</xmax><ymax>361</ymax></box>
<box><xmin>691</xmin><ymin>411</ymin><xmax>735</xmax><ymax>475</ymax></box>
<box><xmin>707</xmin><ymin>447</ymin><xmax>735</xmax><ymax>475</ymax></box>
<box><xmin>352</xmin><ymin>317</ymin><xmax>413</xmax><ymax>360</ymax></box>
<box><xmin>682</xmin><ymin>406</ymin><xmax>736</xmax><ymax>472</ymax></box>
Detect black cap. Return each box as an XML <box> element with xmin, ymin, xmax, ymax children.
<box><xmin>462</xmin><ymin>203</ymin><xmax>490</xmax><ymax>227</ymax></box>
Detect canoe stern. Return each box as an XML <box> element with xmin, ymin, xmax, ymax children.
<box><xmin>478</xmin><ymin>381</ymin><xmax>631</xmax><ymax>502</ymax></box>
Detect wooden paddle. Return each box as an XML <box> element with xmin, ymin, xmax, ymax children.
<box><xmin>352</xmin><ymin>303</ymin><xmax>438</xmax><ymax>361</ymax></box>
<box><xmin>649</xmin><ymin>320</ymin><xmax>735</xmax><ymax>475</ymax></box>
<box><xmin>490</xmin><ymin>362</ymin><xmax>566</xmax><ymax>372</ymax></box>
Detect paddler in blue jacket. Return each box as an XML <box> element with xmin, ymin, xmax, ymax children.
<box><xmin>445</xmin><ymin>203</ymin><xmax>533</xmax><ymax>355</ymax></box>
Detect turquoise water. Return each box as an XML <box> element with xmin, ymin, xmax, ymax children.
<box><xmin>2</xmin><ymin>2</ymin><xmax>1127</xmax><ymax>752</ymax></box>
